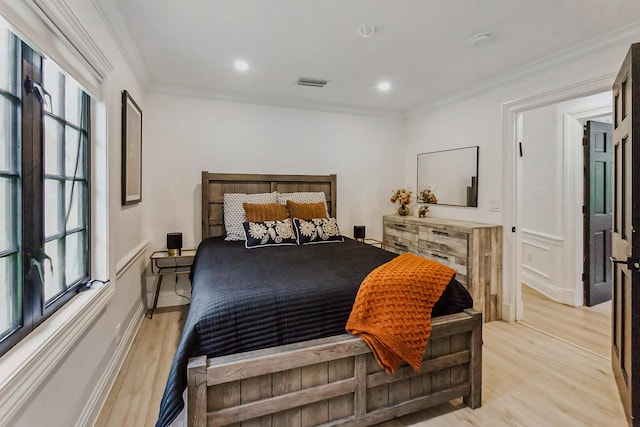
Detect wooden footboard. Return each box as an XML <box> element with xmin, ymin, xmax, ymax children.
<box><xmin>187</xmin><ymin>308</ymin><xmax>482</xmax><ymax>426</ymax></box>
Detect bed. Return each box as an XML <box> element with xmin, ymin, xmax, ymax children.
<box><xmin>156</xmin><ymin>172</ymin><xmax>482</xmax><ymax>427</ymax></box>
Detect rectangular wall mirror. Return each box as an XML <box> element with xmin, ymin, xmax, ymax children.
<box><xmin>417</xmin><ymin>146</ymin><xmax>479</xmax><ymax>207</ymax></box>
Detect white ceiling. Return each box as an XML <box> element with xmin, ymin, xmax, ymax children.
<box><xmin>103</xmin><ymin>0</ymin><xmax>640</xmax><ymax>116</ymax></box>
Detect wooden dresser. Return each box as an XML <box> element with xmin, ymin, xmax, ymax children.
<box><xmin>383</xmin><ymin>214</ymin><xmax>503</xmax><ymax>322</ymax></box>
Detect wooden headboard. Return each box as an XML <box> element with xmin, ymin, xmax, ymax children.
<box><xmin>201</xmin><ymin>172</ymin><xmax>337</xmax><ymax>239</ymax></box>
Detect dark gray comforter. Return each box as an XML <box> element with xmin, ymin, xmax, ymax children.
<box><xmin>155</xmin><ymin>237</ymin><xmax>472</xmax><ymax>427</ymax></box>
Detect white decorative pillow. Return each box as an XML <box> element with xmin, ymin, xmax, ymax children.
<box><xmin>223</xmin><ymin>192</ymin><xmax>277</xmax><ymax>241</ymax></box>
<box><xmin>277</xmin><ymin>192</ymin><xmax>328</xmax><ymax>217</ymax></box>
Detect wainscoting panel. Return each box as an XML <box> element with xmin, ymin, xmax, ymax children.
<box><xmin>77</xmin><ymin>242</ymin><xmax>149</xmax><ymax>427</ymax></box>
<box><xmin>521</xmin><ymin>230</ymin><xmax>574</xmax><ymax>305</ymax></box>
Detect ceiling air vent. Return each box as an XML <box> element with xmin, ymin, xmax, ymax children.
<box><xmin>297</xmin><ymin>77</ymin><xmax>328</xmax><ymax>88</ymax></box>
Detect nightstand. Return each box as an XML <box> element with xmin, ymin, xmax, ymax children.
<box><xmin>148</xmin><ymin>249</ymin><xmax>197</xmax><ymax>318</ymax></box>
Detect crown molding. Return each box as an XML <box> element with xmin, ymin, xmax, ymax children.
<box><xmin>149</xmin><ymin>82</ymin><xmax>406</xmax><ymax>120</ymax></box>
<box><xmin>91</xmin><ymin>0</ymin><xmax>150</xmax><ymax>87</ymax></box>
<box><xmin>28</xmin><ymin>0</ymin><xmax>113</xmax><ymax>78</ymax></box>
<box><xmin>406</xmin><ymin>19</ymin><xmax>640</xmax><ymax>118</ymax></box>
<box><xmin>501</xmin><ymin>73</ymin><xmax>616</xmax><ymax>113</ymax></box>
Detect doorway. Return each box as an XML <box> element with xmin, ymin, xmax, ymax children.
<box><xmin>515</xmin><ymin>93</ymin><xmax>613</xmax><ymax>355</ymax></box>
<box><xmin>501</xmin><ymin>74</ymin><xmax>617</xmax><ymax>322</ymax></box>
<box><xmin>517</xmin><ymin>93</ymin><xmax>612</xmax><ymax>307</ymax></box>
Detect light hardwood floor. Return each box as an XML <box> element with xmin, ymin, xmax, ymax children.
<box><xmin>95</xmin><ymin>307</ymin><xmax>188</xmax><ymax>427</ymax></box>
<box><xmin>97</xmin><ymin>304</ymin><xmax>626</xmax><ymax>427</ymax></box>
<box><xmin>520</xmin><ymin>284</ymin><xmax>611</xmax><ymax>359</ymax></box>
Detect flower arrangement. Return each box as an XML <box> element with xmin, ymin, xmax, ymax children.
<box><xmin>390</xmin><ymin>188</ymin><xmax>412</xmax><ymax>206</ymax></box>
<box><xmin>418</xmin><ymin>187</ymin><xmax>438</xmax><ymax>204</ymax></box>
<box><xmin>391</xmin><ymin>188</ymin><xmax>413</xmax><ymax>216</ymax></box>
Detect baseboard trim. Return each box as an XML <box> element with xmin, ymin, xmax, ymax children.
<box><xmin>522</xmin><ymin>277</ymin><xmax>575</xmax><ymax>306</ymax></box>
<box><xmin>502</xmin><ymin>302</ymin><xmax>515</xmax><ymax>322</ymax></box>
<box><xmin>75</xmin><ymin>301</ymin><xmax>146</xmax><ymax>427</ymax></box>
<box><xmin>153</xmin><ymin>289</ymin><xmax>191</xmax><ymax>309</ymax></box>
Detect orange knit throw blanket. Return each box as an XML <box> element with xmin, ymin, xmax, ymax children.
<box><xmin>346</xmin><ymin>253</ymin><xmax>455</xmax><ymax>374</ymax></box>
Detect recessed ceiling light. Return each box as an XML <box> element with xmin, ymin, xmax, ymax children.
<box><xmin>377</xmin><ymin>81</ymin><xmax>391</xmax><ymax>92</ymax></box>
<box><xmin>234</xmin><ymin>60</ymin><xmax>249</xmax><ymax>72</ymax></box>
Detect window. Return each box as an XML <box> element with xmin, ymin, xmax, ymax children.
<box><xmin>0</xmin><ymin>27</ymin><xmax>91</xmax><ymax>357</ymax></box>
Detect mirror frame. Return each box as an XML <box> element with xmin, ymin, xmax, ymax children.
<box><xmin>417</xmin><ymin>146</ymin><xmax>479</xmax><ymax>207</ymax></box>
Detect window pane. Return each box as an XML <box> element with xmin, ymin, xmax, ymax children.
<box><xmin>65</xmin><ymin>181</ymin><xmax>85</xmax><ymax>230</ymax></box>
<box><xmin>0</xmin><ymin>177</ymin><xmax>17</xmax><ymax>253</ymax></box>
<box><xmin>65</xmin><ymin>231</ymin><xmax>85</xmax><ymax>286</ymax></box>
<box><xmin>43</xmin><ymin>59</ymin><xmax>64</xmax><ymax>117</ymax></box>
<box><xmin>44</xmin><ymin>179</ymin><xmax>63</xmax><ymax>238</ymax></box>
<box><xmin>65</xmin><ymin>127</ymin><xmax>85</xmax><ymax>178</ymax></box>
<box><xmin>0</xmin><ymin>29</ymin><xmax>18</xmax><ymax>96</ymax></box>
<box><xmin>0</xmin><ymin>97</ymin><xmax>18</xmax><ymax>173</ymax></box>
<box><xmin>44</xmin><ymin>238</ymin><xmax>64</xmax><ymax>303</ymax></box>
<box><xmin>0</xmin><ymin>255</ymin><xmax>20</xmax><ymax>338</ymax></box>
<box><xmin>44</xmin><ymin>116</ymin><xmax>63</xmax><ymax>176</ymax></box>
<box><xmin>65</xmin><ymin>79</ymin><xmax>82</xmax><ymax>127</ymax></box>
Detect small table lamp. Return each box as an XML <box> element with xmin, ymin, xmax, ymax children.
<box><xmin>167</xmin><ymin>232</ymin><xmax>183</xmax><ymax>256</ymax></box>
<box><xmin>354</xmin><ymin>225</ymin><xmax>366</xmax><ymax>242</ymax></box>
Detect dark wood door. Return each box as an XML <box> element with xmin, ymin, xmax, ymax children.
<box><xmin>583</xmin><ymin>120</ymin><xmax>613</xmax><ymax>306</ymax></box>
<box><xmin>612</xmin><ymin>42</ymin><xmax>640</xmax><ymax>427</ymax></box>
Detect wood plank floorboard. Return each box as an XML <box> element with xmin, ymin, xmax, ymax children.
<box><xmin>96</xmin><ymin>307</ymin><xmax>188</xmax><ymax>427</ymax></box>
<box><xmin>97</xmin><ymin>302</ymin><xmax>625</xmax><ymax>426</ymax></box>
<box><xmin>520</xmin><ymin>284</ymin><xmax>611</xmax><ymax>359</ymax></box>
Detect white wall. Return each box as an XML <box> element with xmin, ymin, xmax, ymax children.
<box><xmin>0</xmin><ymin>0</ymin><xmax>148</xmax><ymax>426</ymax></box>
<box><xmin>521</xmin><ymin>92</ymin><xmax>612</xmax><ymax>236</ymax></box>
<box><xmin>143</xmin><ymin>93</ymin><xmax>405</xmax><ymax>305</ymax></box>
<box><xmin>521</xmin><ymin>104</ymin><xmax>562</xmax><ymax>236</ymax></box>
<box><xmin>403</xmin><ymin>33</ymin><xmax>639</xmax><ymax>318</ymax></box>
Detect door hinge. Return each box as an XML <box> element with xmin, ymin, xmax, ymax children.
<box><xmin>518</xmin><ymin>142</ymin><xmax>523</xmax><ymax>157</ymax></box>
<box><xmin>581</xmin><ymin>272</ymin><xmax>586</xmax><ymax>282</ymax></box>
<box><xmin>582</xmin><ymin>137</ymin><xmax>588</xmax><ymax>147</ymax></box>
<box><xmin>512</xmin><ymin>226</ymin><xmax>516</xmax><ymax>233</ymax></box>
<box><xmin>582</xmin><ymin>205</ymin><xmax>586</xmax><ymax>214</ymax></box>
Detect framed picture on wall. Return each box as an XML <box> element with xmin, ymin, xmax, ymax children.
<box><xmin>121</xmin><ymin>90</ymin><xmax>142</xmax><ymax>205</ymax></box>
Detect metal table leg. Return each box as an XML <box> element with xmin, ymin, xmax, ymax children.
<box><xmin>148</xmin><ymin>274</ymin><xmax>164</xmax><ymax>319</ymax></box>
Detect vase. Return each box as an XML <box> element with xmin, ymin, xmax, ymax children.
<box><xmin>397</xmin><ymin>204</ymin><xmax>410</xmax><ymax>216</ymax></box>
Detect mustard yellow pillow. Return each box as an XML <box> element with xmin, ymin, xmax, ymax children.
<box><xmin>286</xmin><ymin>200</ymin><xmax>328</xmax><ymax>220</ymax></box>
<box><xmin>243</xmin><ymin>203</ymin><xmax>289</xmax><ymax>222</ymax></box>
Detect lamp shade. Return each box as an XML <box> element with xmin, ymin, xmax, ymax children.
<box><xmin>354</xmin><ymin>225</ymin><xmax>366</xmax><ymax>241</ymax></box>
<box><xmin>167</xmin><ymin>232</ymin><xmax>183</xmax><ymax>256</ymax></box>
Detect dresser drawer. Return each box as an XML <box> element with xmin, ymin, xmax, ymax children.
<box><xmin>383</xmin><ymin>238</ymin><xmax>419</xmax><ymax>255</ymax></box>
<box><xmin>419</xmin><ymin>248</ymin><xmax>468</xmax><ymax>285</ymax></box>
<box><xmin>418</xmin><ymin>226</ymin><xmax>468</xmax><ymax>258</ymax></box>
<box><xmin>384</xmin><ymin>221</ymin><xmax>419</xmax><ymax>245</ymax></box>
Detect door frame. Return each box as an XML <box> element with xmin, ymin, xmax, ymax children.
<box><xmin>502</xmin><ymin>73</ymin><xmax>616</xmax><ymax>321</ymax></box>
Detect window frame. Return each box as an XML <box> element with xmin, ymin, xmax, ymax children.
<box><xmin>0</xmin><ymin>32</ymin><xmax>92</xmax><ymax>357</ymax></box>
